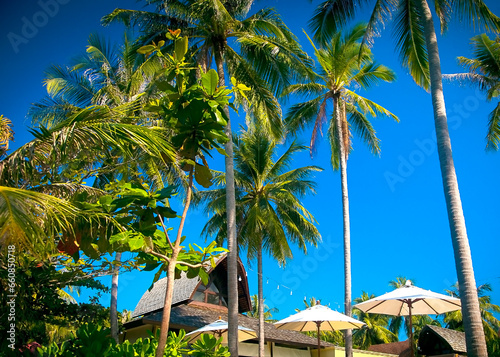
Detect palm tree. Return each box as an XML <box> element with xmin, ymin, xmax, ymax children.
<box><xmin>198</xmin><ymin>128</ymin><xmax>322</xmax><ymax>357</ymax></box>
<box><xmin>0</xmin><ymin>106</ymin><xmax>174</xmax><ymax>255</ymax></box>
<box><xmin>103</xmin><ymin>5</ymin><xmax>313</xmax><ymax>352</ymax></box>
<box><xmin>0</xmin><ymin>116</ymin><xmax>14</xmax><ymax>159</ymax></box>
<box><xmin>444</xmin><ymin>33</ymin><xmax>500</xmax><ymax>150</ymax></box>
<box><xmin>444</xmin><ymin>283</ymin><xmax>500</xmax><ymax>356</ymax></box>
<box><xmin>352</xmin><ymin>292</ymin><xmax>397</xmax><ymax>349</ymax></box>
<box><xmin>28</xmin><ymin>33</ymin><xmax>175</xmax><ymax>190</ymax></box>
<box><xmin>285</xmin><ymin>23</ymin><xmax>397</xmax><ymax>357</ymax></box>
<box><xmin>28</xmin><ymin>34</ymin><xmax>173</xmax><ymax>342</ymax></box>
<box><xmin>310</xmin><ymin>1</ymin><xmax>500</xmax><ymax>356</ymax></box>
<box><xmin>247</xmin><ymin>294</ymin><xmax>279</xmax><ymax>322</ymax></box>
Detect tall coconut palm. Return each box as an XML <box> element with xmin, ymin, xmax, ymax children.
<box><xmin>310</xmin><ymin>2</ymin><xmax>500</xmax><ymax>356</ymax></box>
<box><xmin>444</xmin><ymin>33</ymin><xmax>500</xmax><ymax>150</ymax></box>
<box><xmin>285</xmin><ymin>23</ymin><xmax>397</xmax><ymax>357</ymax></box>
<box><xmin>103</xmin><ymin>3</ymin><xmax>314</xmax><ymax>353</ymax></box>
<box><xmin>352</xmin><ymin>292</ymin><xmax>397</xmax><ymax>349</ymax></box>
<box><xmin>198</xmin><ymin>128</ymin><xmax>322</xmax><ymax>357</ymax></box>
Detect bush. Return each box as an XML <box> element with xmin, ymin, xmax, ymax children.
<box><xmin>34</xmin><ymin>323</ymin><xmax>229</xmax><ymax>356</ymax></box>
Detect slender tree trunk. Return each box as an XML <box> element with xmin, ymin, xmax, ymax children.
<box><xmin>258</xmin><ymin>244</ymin><xmax>265</xmax><ymax>357</ymax></box>
<box><xmin>155</xmin><ymin>169</ymin><xmax>194</xmax><ymax>357</ymax></box>
<box><xmin>334</xmin><ymin>96</ymin><xmax>352</xmax><ymax>357</ymax></box>
<box><xmin>415</xmin><ymin>1</ymin><xmax>487</xmax><ymax>356</ymax></box>
<box><xmin>110</xmin><ymin>251</ymin><xmax>122</xmax><ymax>344</ymax></box>
<box><xmin>215</xmin><ymin>46</ymin><xmax>239</xmax><ymax>357</ymax></box>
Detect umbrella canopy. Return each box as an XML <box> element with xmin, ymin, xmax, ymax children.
<box><xmin>353</xmin><ymin>280</ymin><xmax>461</xmax><ymax>316</ymax></box>
<box><xmin>185</xmin><ymin>318</ymin><xmax>257</xmax><ymax>344</ymax></box>
<box><xmin>274</xmin><ymin>304</ymin><xmax>365</xmax><ymax>357</ymax></box>
<box><xmin>354</xmin><ymin>281</ymin><xmax>461</xmax><ymax>357</ymax></box>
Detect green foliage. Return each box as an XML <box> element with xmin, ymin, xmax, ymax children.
<box><xmin>164</xmin><ymin>330</ymin><xmax>190</xmax><ymax>356</ymax></box>
<box><xmin>199</xmin><ymin>128</ymin><xmax>322</xmax><ymax>265</ymax></box>
<box><xmin>0</xmin><ymin>254</ymin><xmax>110</xmax><ymax>350</ymax></box>
<box><xmin>352</xmin><ymin>292</ymin><xmax>398</xmax><ymax>349</ymax></box>
<box><xmin>34</xmin><ymin>325</ymin><xmax>228</xmax><ymax>357</ymax></box>
<box><xmin>189</xmin><ymin>334</ymin><xmax>230</xmax><ymax>357</ymax></box>
<box><xmin>247</xmin><ymin>294</ymin><xmax>279</xmax><ymax>321</ymax></box>
<box><xmin>103</xmin><ymin>2</ymin><xmax>315</xmax><ymax>139</ymax></box>
<box><xmin>444</xmin><ymin>283</ymin><xmax>500</xmax><ymax>356</ymax></box>
<box><xmin>79</xmin><ymin>180</ymin><xmax>227</xmax><ymax>286</ymax></box>
<box><xmin>285</xmin><ymin>23</ymin><xmax>397</xmax><ymax>169</ymax></box>
<box><xmin>140</xmin><ymin>35</ymin><xmax>235</xmax><ymax>188</ymax></box>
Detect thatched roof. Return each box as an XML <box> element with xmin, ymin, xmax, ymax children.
<box><xmin>418</xmin><ymin>325</ymin><xmax>466</xmax><ymax>356</ymax></box>
<box><xmin>132</xmin><ymin>273</ymin><xmax>199</xmax><ymax>317</ymax></box>
<box><xmin>132</xmin><ymin>254</ymin><xmax>252</xmax><ymax>318</ymax></box>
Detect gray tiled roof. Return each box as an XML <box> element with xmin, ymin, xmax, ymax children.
<box><xmin>144</xmin><ymin>303</ymin><xmax>335</xmax><ymax>348</ymax></box>
<box><xmin>424</xmin><ymin>325</ymin><xmax>467</xmax><ymax>353</ymax></box>
<box><xmin>132</xmin><ymin>273</ymin><xmax>200</xmax><ymax>318</ymax></box>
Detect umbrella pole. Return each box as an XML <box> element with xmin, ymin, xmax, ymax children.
<box><xmin>316</xmin><ymin>322</ymin><xmax>321</xmax><ymax>357</ymax></box>
<box><xmin>408</xmin><ymin>302</ymin><xmax>414</xmax><ymax>357</ymax></box>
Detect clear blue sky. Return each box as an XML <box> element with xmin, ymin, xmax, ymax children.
<box><xmin>1</xmin><ymin>0</ymin><xmax>499</xmax><ymax>327</ymax></box>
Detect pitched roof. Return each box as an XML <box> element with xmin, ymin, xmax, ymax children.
<box><xmin>142</xmin><ymin>303</ymin><xmax>335</xmax><ymax>348</ymax></box>
<box><xmin>132</xmin><ymin>273</ymin><xmax>199</xmax><ymax>317</ymax></box>
<box><xmin>132</xmin><ymin>254</ymin><xmax>252</xmax><ymax>318</ymax></box>
<box><xmin>418</xmin><ymin>325</ymin><xmax>466</xmax><ymax>355</ymax></box>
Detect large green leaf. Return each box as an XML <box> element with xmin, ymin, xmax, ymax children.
<box><xmin>201</xmin><ymin>69</ymin><xmax>219</xmax><ymax>96</ymax></box>
<box><xmin>194</xmin><ymin>163</ymin><xmax>213</xmax><ymax>188</ymax></box>
<box><xmin>175</xmin><ymin>36</ymin><xmax>189</xmax><ymax>61</ymax></box>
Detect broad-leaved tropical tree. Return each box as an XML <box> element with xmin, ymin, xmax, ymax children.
<box><xmin>103</xmin><ymin>4</ymin><xmax>314</xmax><ymax>352</ymax></box>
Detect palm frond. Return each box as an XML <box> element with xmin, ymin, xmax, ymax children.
<box><xmin>309</xmin><ymin>0</ymin><xmax>366</xmax><ymax>45</ymax></box>
<box><xmin>434</xmin><ymin>0</ymin><xmax>452</xmax><ymax>33</ymax></box>
<box><xmin>0</xmin><ymin>186</ymin><xmax>78</xmax><ymax>253</ymax></box>
<box><xmin>226</xmin><ymin>47</ymin><xmax>284</xmax><ymax>139</ymax></box>
<box><xmin>486</xmin><ymin>102</ymin><xmax>500</xmax><ymax>150</ymax></box>
<box><xmin>363</xmin><ymin>0</ymin><xmax>399</xmax><ymax>48</ymax></box>
<box><xmin>346</xmin><ymin>103</ymin><xmax>381</xmax><ymax>155</ymax></box>
<box><xmin>393</xmin><ymin>0</ymin><xmax>430</xmax><ymax>90</ymax></box>
<box><xmin>344</xmin><ymin>89</ymin><xmax>399</xmax><ymax>121</ymax></box>
<box><xmin>351</xmin><ymin>62</ymin><xmax>397</xmax><ymax>89</ymax></box>
<box><xmin>452</xmin><ymin>0</ymin><xmax>500</xmax><ymax>33</ymax></box>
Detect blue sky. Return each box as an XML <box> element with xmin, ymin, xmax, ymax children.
<box><xmin>1</xmin><ymin>0</ymin><xmax>499</xmax><ymax>329</ymax></box>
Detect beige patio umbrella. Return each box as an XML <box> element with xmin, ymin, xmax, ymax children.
<box><xmin>353</xmin><ymin>281</ymin><xmax>461</xmax><ymax>357</ymax></box>
<box><xmin>274</xmin><ymin>304</ymin><xmax>365</xmax><ymax>357</ymax></box>
<box><xmin>185</xmin><ymin>318</ymin><xmax>257</xmax><ymax>344</ymax></box>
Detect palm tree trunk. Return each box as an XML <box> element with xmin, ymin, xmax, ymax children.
<box><xmin>334</xmin><ymin>96</ymin><xmax>352</xmax><ymax>357</ymax></box>
<box><xmin>258</xmin><ymin>244</ymin><xmax>265</xmax><ymax>357</ymax></box>
<box><xmin>110</xmin><ymin>251</ymin><xmax>122</xmax><ymax>344</ymax></box>
<box><xmin>415</xmin><ymin>1</ymin><xmax>487</xmax><ymax>356</ymax></box>
<box><xmin>155</xmin><ymin>168</ymin><xmax>194</xmax><ymax>357</ymax></box>
<box><xmin>215</xmin><ymin>47</ymin><xmax>239</xmax><ymax>357</ymax></box>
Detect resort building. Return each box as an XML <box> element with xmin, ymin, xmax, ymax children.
<box><xmin>123</xmin><ymin>254</ymin><xmax>398</xmax><ymax>357</ymax></box>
